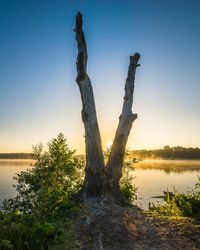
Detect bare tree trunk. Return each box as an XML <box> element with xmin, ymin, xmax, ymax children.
<box><xmin>106</xmin><ymin>54</ymin><xmax>140</xmax><ymax>194</ymax></box>
<box><xmin>74</xmin><ymin>12</ymin><xmax>140</xmax><ymax>199</ymax></box>
<box><xmin>74</xmin><ymin>12</ymin><xmax>105</xmax><ymax>197</ymax></box>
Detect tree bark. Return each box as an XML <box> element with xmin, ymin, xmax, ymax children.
<box><xmin>74</xmin><ymin>12</ymin><xmax>140</xmax><ymax>199</ymax></box>
<box><xmin>106</xmin><ymin>54</ymin><xmax>140</xmax><ymax>194</ymax></box>
<box><xmin>74</xmin><ymin>12</ymin><xmax>105</xmax><ymax>197</ymax></box>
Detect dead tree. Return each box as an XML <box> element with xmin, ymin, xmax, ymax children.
<box><xmin>74</xmin><ymin>12</ymin><xmax>140</xmax><ymax>198</ymax></box>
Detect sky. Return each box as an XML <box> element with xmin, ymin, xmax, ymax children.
<box><xmin>0</xmin><ymin>0</ymin><xmax>200</xmax><ymax>153</ymax></box>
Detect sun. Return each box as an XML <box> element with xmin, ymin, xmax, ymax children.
<box><xmin>106</xmin><ymin>140</ymin><xmax>113</xmax><ymax>149</ymax></box>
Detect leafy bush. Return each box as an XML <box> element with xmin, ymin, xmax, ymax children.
<box><xmin>120</xmin><ymin>164</ymin><xmax>138</xmax><ymax>204</ymax></box>
<box><xmin>149</xmin><ymin>177</ymin><xmax>200</xmax><ymax>218</ymax></box>
<box><xmin>0</xmin><ymin>213</ymin><xmax>60</xmax><ymax>250</ymax></box>
<box><xmin>3</xmin><ymin>133</ymin><xmax>83</xmax><ymax>218</ymax></box>
<box><xmin>0</xmin><ymin>133</ymin><xmax>84</xmax><ymax>249</ymax></box>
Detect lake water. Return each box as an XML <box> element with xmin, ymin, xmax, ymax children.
<box><xmin>0</xmin><ymin>159</ymin><xmax>200</xmax><ymax>209</ymax></box>
<box><xmin>0</xmin><ymin>160</ymin><xmax>34</xmax><ymax>206</ymax></box>
<box><xmin>133</xmin><ymin>160</ymin><xmax>200</xmax><ymax>209</ymax></box>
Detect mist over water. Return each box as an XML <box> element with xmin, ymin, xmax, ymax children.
<box><xmin>0</xmin><ymin>159</ymin><xmax>200</xmax><ymax>209</ymax></box>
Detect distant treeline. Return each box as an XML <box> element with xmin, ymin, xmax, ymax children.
<box><xmin>131</xmin><ymin>146</ymin><xmax>200</xmax><ymax>160</ymax></box>
<box><xmin>0</xmin><ymin>153</ymin><xmax>31</xmax><ymax>159</ymax></box>
<box><xmin>1</xmin><ymin>146</ymin><xmax>200</xmax><ymax>160</ymax></box>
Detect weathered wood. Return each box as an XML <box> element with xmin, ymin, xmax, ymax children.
<box><xmin>74</xmin><ymin>12</ymin><xmax>140</xmax><ymax>199</ymax></box>
<box><xmin>106</xmin><ymin>54</ymin><xmax>140</xmax><ymax>193</ymax></box>
<box><xmin>74</xmin><ymin>12</ymin><xmax>105</xmax><ymax>197</ymax></box>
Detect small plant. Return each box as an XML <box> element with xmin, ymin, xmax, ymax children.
<box><xmin>149</xmin><ymin>177</ymin><xmax>200</xmax><ymax>218</ymax></box>
<box><xmin>120</xmin><ymin>163</ymin><xmax>138</xmax><ymax>204</ymax></box>
<box><xmin>120</xmin><ymin>177</ymin><xmax>137</xmax><ymax>204</ymax></box>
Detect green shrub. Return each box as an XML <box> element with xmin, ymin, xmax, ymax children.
<box><xmin>0</xmin><ymin>215</ymin><xmax>60</xmax><ymax>250</ymax></box>
<box><xmin>149</xmin><ymin>176</ymin><xmax>200</xmax><ymax>218</ymax></box>
<box><xmin>174</xmin><ymin>177</ymin><xmax>200</xmax><ymax>217</ymax></box>
<box><xmin>120</xmin><ymin>164</ymin><xmax>137</xmax><ymax>204</ymax></box>
<box><xmin>3</xmin><ymin>133</ymin><xmax>83</xmax><ymax>218</ymax></box>
<box><xmin>120</xmin><ymin>150</ymin><xmax>138</xmax><ymax>204</ymax></box>
<box><xmin>1</xmin><ymin>133</ymin><xmax>84</xmax><ymax>250</ymax></box>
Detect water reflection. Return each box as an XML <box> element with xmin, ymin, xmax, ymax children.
<box><xmin>133</xmin><ymin>160</ymin><xmax>200</xmax><ymax>209</ymax></box>
<box><xmin>0</xmin><ymin>160</ymin><xmax>33</xmax><ymax>205</ymax></box>
<box><xmin>0</xmin><ymin>159</ymin><xmax>34</xmax><ymax>166</ymax></box>
<box><xmin>0</xmin><ymin>160</ymin><xmax>200</xmax><ymax>209</ymax></box>
<box><xmin>135</xmin><ymin>160</ymin><xmax>200</xmax><ymax>174</ymax></box>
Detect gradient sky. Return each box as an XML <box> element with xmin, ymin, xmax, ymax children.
<box><xmin>0</xmin><ymin>0</ymin><xmax>200</xmax><ymax>153</ymax></box>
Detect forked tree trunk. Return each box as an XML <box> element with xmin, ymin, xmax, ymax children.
<box><xmin>74</xmin><ymin>12</ymin><xmax>140</xmax><ymax>199</ymax></box>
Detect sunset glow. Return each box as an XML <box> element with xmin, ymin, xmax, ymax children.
<box><xmin>0</xmin><ymin>1</ymin><xmax>200</xmax><ymax>153</ymax></box>
<box><xmin>106</xmin><ymin>140</ymin><xmax>113</xmax><ymax>150</ymax></box>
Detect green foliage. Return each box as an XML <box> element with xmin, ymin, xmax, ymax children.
<box><xmin>3</xmin><ymin>133</ymin><xmax>83</xmax><ymax>218</ymax></box>
<box><xmin>120</xmin><ymin>162</ymin><xmax>138</xmax><ymax>204</ymax></box>
<box><xmin>120</xmin><ymin>176</ymin><xmax>137</xmax><ymax>204</ymax></box>
<box><xmin>149</xmin><ymin>177</ymin><xmax>200</xmax><ymax>218</ymax></box>
<box><xmin>119</xmin><ymin>150</ymin><xmax>138</xmax><ymax>204</ymax></box>
<box><xmin>0</xmin><ymin>214</ymin><xmax>61</xmax><ymax>250</ymax></box>
<box><xmin>1</xmin><ymin>133</ymin><xmax>83</xmax><ymax>250</ymax></box>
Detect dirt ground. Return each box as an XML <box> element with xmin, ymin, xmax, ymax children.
<box><xmin>75</xmin><ymin>197</ymin><xmax>200</xmax><ymax>250</ymax></box>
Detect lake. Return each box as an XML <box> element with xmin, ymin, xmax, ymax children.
<box><xmin>133</xmin><ymin>160</ymin><xmax>200</xmax><ymax>209</ymax></box>
<box><xmin>0</xmin><ymin>159</ymin><xmax>200</xmax><ymax>209</ymax></box>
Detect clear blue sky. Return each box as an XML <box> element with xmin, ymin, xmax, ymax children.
<box><xmin>0</xmin><ymin>0</ymin><xmax>200</xmax><ymax>153</ymax></box>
